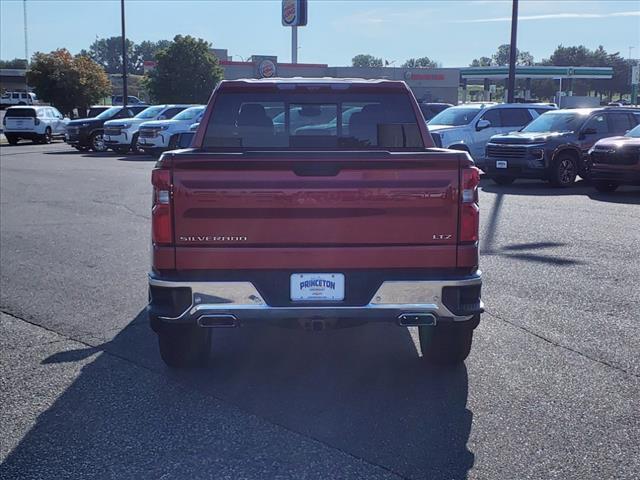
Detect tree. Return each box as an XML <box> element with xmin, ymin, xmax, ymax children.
<box><xmin>143</xmin><ymin>35</ymin><xmax>223</xmax><ymax>104</ymax></box>
<box><xmin>86</xmin><ymin>36</ymin><xmax>136</xmax><ymax>74</ymax></box>
<box><xmin>351</xmin><ymin>54</ymin><xmax>383</xmax><ymax>68</ymax></box>
<box><xmin>132</xmin><ymin>40</ymin><xmax>171</xmax><ymax>74</ymax></box>
<box><xmin>0</xmin><ymin>58</ymin><xmax>28</xmax><ymax>69</ymax></box>
<box><xmin>26</xmin><ymin>49</ymin><xmax>111</xmax><ymax>116</ymax></box>
<box><xmin>470</xmin><ymin>56</ymin><xmax>492</xmax><ymax>67</ymax></box>
<box><xmin>402</xmin><ymin>57</ymin><xmax>440</xmax><ymax>68</ymax></box>
<box><xmin>491</xmin><ymin>44</ymin><xmax>534</xmax><ymax>66</ymax></box>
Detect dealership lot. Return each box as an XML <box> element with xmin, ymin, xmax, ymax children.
<box><xmin>1</xmin><ymin>142</ymin><xmax>639</xmax><ymax>479</ymax></box>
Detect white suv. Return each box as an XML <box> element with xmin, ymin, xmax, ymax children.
<box><xmin>137</xmin><ymin>105</ymin><xmax>205</xmax><ymax>155</ymax></box>
<box><xmin>3</xmin><ymin>106</ymin><xmax>68</xmax><ymax>145</ymax></box>
<box><xmin>428</xmin><ymin>103</ymin><xmax>556</xmax><ymax>166</ymax></box>
<box><xmin>1</xmin><ymin>91</ymin><xmax>37</xmax><ymax>108</ymax></box>
<box><xmin>103</xmin><ymin>104</ymin><xmax>190</xmax><ymax>154</ymax></box>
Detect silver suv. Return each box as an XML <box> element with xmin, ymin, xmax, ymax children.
<box><xmin>428</xmin><ymin>103</ymin><xmax>556</xmax><ymax>166</ymax></box>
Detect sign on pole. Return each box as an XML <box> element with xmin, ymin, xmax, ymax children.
<box><xmin>282</xmin><ymin>0</ymin><xmax>307</xmax><ymax>26</ymax></box>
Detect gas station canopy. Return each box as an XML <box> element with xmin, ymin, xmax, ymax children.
<box><xmin>461</xmin><ymin>66</ymin><xmax>613</xmax><ymax>81</ymax></box>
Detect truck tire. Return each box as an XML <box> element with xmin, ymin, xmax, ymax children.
<box><xmin>419</xmin><ymin>320</ymin><xmax>475</xmax><ymax>365</ymax></box>
<box><xmin>593</xmin><ymin>181</ymin><xmax>619</xmax><ymax>193</ymax></box>
<box><xmin>41</xmin><ymin>127</ymin><xmax>52</xmax><ymax>144</ymax></box>
<box><xmin>157</xmin><ymin>325</ymin><xmax>210</xmax><ymax>368</ymax></box>
<box><xmin>5</xmin><ymin>134</ymin><xmax>19</xmax><ymax>145</ymax></box>
<box><xmin>90</xmin><ymin>131</ymin><xmax>107</xmax><ymax>152</ymax></box>
<box><xmin>548</xmin><ymin>153</ymin><xmax>578</xmax><ymax>187</ymax></box>
<box><xmin>491</xmin><ymin>176</ymin><xmax>515</xmax><ymax>186</ymax></box>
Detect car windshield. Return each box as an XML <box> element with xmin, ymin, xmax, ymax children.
<box><xmin>521</xmin><ymin>111</ymin><xmax>584</xmax><ymax>133</ymax></box>
<box><xmin>625</xmin><ymin>124</ymin><xmax>640</xmax><ymax>138</ymax></box>
<box><xmin>96</xmin><ymin>107</ymin><xmax>121</xmax><ymax>119</ymax></box>
<box><xmin>173</xmin><ymin>107</ymin><xmax>205</xmax><ymax>121</ymax></box>
<box><xmin>135</xmin><ymin>106</ymin><xmax>164</xmax><ymax>119</ymax></box>
<box><xmin>428</xmin><ymin>107</ymin><xmax>481</xmax><ymax>126</ymax></box>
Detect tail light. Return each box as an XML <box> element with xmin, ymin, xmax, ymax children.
<box><xmin>460</xmin><ymin>166</ymin><xmax>480</xmax><ymax>243</ymax></box>
<box><xmin>151</xmin><ymin>168</ymin><xmax>173</xmax><ymax>245</ymax></box>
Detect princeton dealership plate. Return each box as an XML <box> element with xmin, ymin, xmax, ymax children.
<box><xmin>496</xmin><ymin>160</ymin><xmax>508</xmax><ymax>169</ymax></box>
<box><xmin>290</xmin><ymin>273</ymin><xmax>345</xmax><ymax>301</ymax></box>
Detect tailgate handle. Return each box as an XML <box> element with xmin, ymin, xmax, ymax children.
<box><xmin>292</xmin><ymin>164</ymin><xmax>341</xmax><ymax>177</ymax></box>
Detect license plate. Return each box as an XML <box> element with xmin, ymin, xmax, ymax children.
<box><xmin>496</xmin><ymin>160</ymin><xmax>508</xmax><ymax>169</ymax></box>
<box><xmin>291</xmin><ymin>273</ymin><xmax>345</xmax><ymax>301</ymax></box>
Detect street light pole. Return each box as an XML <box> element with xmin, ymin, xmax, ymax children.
<box><xmin>23</xmin><ymin>0</ymin><xmax>29</xmax><ymax>93</ymax></box>
<box><xmin>120</xmin><ymin>0</ymin><xmax>128</xmax><ymax>109</ymax></box>
<box><xmin>507</xmin><ymin>0</ymin><xmax>518</xmax><ymax>103</ymax></box>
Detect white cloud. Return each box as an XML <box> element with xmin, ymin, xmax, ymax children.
<box><xmin>454</xmin><ymin>10</ymin><xmax>640</xmax><ymax>23</ymax></box>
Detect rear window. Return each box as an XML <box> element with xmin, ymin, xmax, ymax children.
<box><xmin>6</xmin><ymin>108</ymin><xmax>36</xmax><ymax>117</ymax></box>
<box><xmin>202</xmin><ymin>91</ymin><xmax>424</xmax><ymax>150</ymax></box>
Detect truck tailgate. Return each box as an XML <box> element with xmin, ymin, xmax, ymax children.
<box><xmin>169</xmin><ymin>151</ymin><xmax>461</xmax><ymax>269</ymax></box>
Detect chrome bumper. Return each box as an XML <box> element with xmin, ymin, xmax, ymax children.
<box><xmin>148</xmin><ymin>273</ymin><xmax>483</xmax><ymax>328</ymax></box>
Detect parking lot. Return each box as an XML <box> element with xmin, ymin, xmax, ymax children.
<box><xmin>1</xmin><ymin>141</ymin><xmax>639</xmax><ymax>479</ymax></box>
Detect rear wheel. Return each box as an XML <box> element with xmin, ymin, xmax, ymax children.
<box><xmin>593</xmin><ymin>181</ymin><xmax>619</xmax><ymax>193</ymax></box>
<box><xmin>491</xmin><ymin>176</ymin><xmax>515</xmax><ymax>186</ymax></box>
<box><xmin>549</xmin><ymin>153</ymin><xmax>578</xmax><ymax>187</ymax></box>
<box><xmin>419</xmin><ymin>319</ymin><xmax>476</xmax><ymax>365</ymax></box>
<box><xmin>90</xmin><ymin>131</ymin><xmax>107</xmax><ymax>152</ymax></box>
<box><xmin>157</xmin><ymin>325</ymin><xmax>210</xmax><ymax>368</ymax></box>
<box><xmin>41</xmin><ymin>127</ymin><xmax>52</xmax><ymax>144</ymax></box>
<box><xmin>5</xmin><ymin>134</ymin><xmax>19</xmax><ymax>145</ymax></box>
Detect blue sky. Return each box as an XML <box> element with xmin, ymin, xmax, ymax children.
<box><xmin>1</xmin><ymin>0</ymin><xmax>639</xmax><ymax>67</ymax></box>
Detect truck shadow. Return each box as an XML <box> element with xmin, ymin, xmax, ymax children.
<box><xmin>481</xmin><ymin>179</ymin><xmax>640</xmax><ymax>205</ymax></box>
<box><xmin>2</xmin><ymin>311</ymin><xmax>474</xmax><ymax>480</ymax></box>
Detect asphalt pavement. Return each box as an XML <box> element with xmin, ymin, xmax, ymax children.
<box><xmin>1</xmin><ymin>141</ymin><xmax>639</xmax><ymax>479</ymax></box>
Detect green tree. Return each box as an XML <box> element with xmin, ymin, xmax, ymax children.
<box><xmin>491</xmin><ymin>44</ymin><xmax>534</xmax><ymax>66</ymax></box>
<box><xmin>0</xmin><ymin>58</ymin><xmax>28</xmax><ymax>69</ymax></box>
<box><xmin>86</xmin><ymin>36</ymin><xmax>136</xmax><ymax>74</ymax></box>
<box><xmin>26</xmin><ymin>49</ymin><xmax>111</xmax><ymax>116</ymax></box>
<box><xmin>133</xmin><ymin>40</ymin><xmax>171</xmax><ymax>74</ymax></box>
<box><xmin>351</xmin><ymin>54</ymin><xmax>383</xmax><ymax>68</ymax></box>
<box><xmin>470</xmin><ymin>56</ymin><xmax>492</xmax><ymax>67</ymax></box>
<box><xmin>402</xmin><ymin>57</ymin><xmax>440</xmax><ymax>68</ymax></box>
<box><xmin>143</xmin><ymin>35</ymin><xmax>223</xmax><ymax>104</ymax></box>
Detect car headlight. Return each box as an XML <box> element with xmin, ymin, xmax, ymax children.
<box><xmin>80</xmin><ymin>122</ymin><xmax>91</xmax><ymax>127</ymax></box>
<box><xmin>531</xmin><ymin>148</ymin><xmax>545</xmax><ymax>160</ymax></box>
<box><xmin>159</xmin><ymin>125</ymin><xmax>170</xmax><ymax>130</ymax></box>
<box><xmin>121</xmin><ymin>123</ymin><xmax>132</xmax><ymax>129</ymax></box>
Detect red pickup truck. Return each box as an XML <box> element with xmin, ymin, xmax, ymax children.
<box><xmin>147</xmin><ymin>78</ymin><xmax>483</xmax><ymax>368</ymax></box>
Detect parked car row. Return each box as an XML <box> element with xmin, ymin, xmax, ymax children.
<box><xmin>65</xmin><ymin>103</ymin><xmax>204</xmax><ymax>155</ymax></box>
<box><xmin>423</xmin><ymin>102</ymin><xmax>639</xmax><ymax>190</ymax></box>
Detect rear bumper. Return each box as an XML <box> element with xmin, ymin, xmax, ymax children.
<box><xmin>4</xmin><ymin>130</ymin><xmax>42</xmax><ymax>139</ymax></box>
<box><xmin>148</xmin><ymin>270</ymin><xmax>483</xmax><ymax>331</ymax></box>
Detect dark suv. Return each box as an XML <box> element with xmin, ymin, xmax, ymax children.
<box><xmin>484</xmin><ymin>107</ymin><xmax>640</xmax><ymax>187</ymax></box>
<box><xmin>588</xmin><ymin>124</ymin><xmax>640</xmax><ymax>192</ymax></box>
<box><xmin>65</xmin><ymin>105</ymin><xmax>148</xmax><ymax>152</ymax></box>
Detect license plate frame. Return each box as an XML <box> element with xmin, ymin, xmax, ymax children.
<box><xmin>290</xmin><ymin>273</ymin><xmax>345</xmax><ymax>302</ymax></box>
<box><xmin>496</xmin><ymin>160</ymin><xmax>508</xmax><ymax>169</ymax></box>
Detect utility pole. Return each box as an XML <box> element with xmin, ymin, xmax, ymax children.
<box><xmin>120</xmin><ymin>0</ymin><xmax>128</xmax><ymax>109</ymax></box>
<box><xmin>507</xmin><ymin>0</ymin><xmax>518</xmax><ymax>103</ymax></box>
<box><xmin>23</xmin><ymin>0</ymin><xmax>29</xmax><ymax>92</ymax></box>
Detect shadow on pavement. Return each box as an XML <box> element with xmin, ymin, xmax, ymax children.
<box><xmin>2</xmin><ymin>310</ymin><xmax>474</xmax><ymax>480</ymax></box>
<box><xmin>481</xmin><ymin>179</ymin><xmax>640</xmax><ymax>205</ymax></box>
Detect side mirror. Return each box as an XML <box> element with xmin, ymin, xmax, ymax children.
<box><xmin>580</xmin><ymin>127</ymin><xmax>598</xmax><ymax>139</ymax></box>
<box><xmin>158</xmin><ymin>115</ymin><xmax>167</xmax><ymax>120</ymax></box>
<box><xmin>476</xmin><ymin>119</ymin><xmax>491</xmax><ymax>131</ymax></box>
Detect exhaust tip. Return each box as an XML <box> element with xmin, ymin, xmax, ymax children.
<box><xmin>197</xmin><ymin>314</ymin><xmax>238</xmax><ymax>328</ymax></box>
<box><xmin>398</xmin><ymin>313</ymin><xmax>437</xmax><ymax>327</ymax></box>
